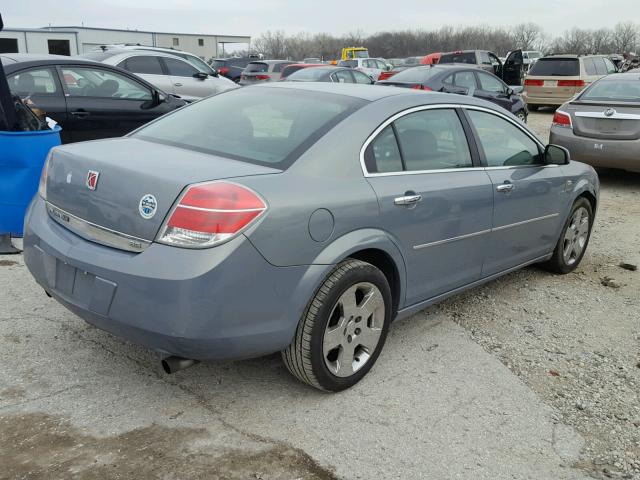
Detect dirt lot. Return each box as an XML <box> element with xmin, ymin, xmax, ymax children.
<box><xmin>0</xmin><ymin>110</ymin><xmax>638</xmax><ymax>479</ymax></box>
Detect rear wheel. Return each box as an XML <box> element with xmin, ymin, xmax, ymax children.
<box><xmin>543</xmin><ymin>198</ymin><xmax>593</xmax><ymax>274</ymax></box>
<box><xmin>515</xmin><ymin>109</ymin><xmax>527</xmax><ymax>123</ymax></box>
<box><xmin>528</xmin><ymin>105</ymin><xmax>539</xmax><ymax>111</ymax></box>
<box><xmin>282</xmin><ymin>259</ymin><xmax>392</xmax><ymax>391</ymax></box>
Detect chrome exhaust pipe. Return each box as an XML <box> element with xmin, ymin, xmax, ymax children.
<box><xmin>161</xmin><ymin>356</ymin><xmax>199</xmax><ymax>374</ymax></box>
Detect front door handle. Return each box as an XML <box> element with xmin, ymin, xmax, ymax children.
<box><xmin>496</xmin><ymin>183</ymin><xmax>514</xmax><ymax>193</ymax></box>
<box><xmin>394</xmin><ymin>194</ymin><xmax>422</xmax><ymax>206</ymax></box>
<box><xmin>174</xmin><ymin>83</ymin><xmax>183</xmax><ymax>87</ymax></box>
<box><xmin>70</xmin><ymin>110</ymin><xmax>90</xmax><ymax>119</ymax></box>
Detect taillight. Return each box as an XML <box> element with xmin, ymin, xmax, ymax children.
<box><xmin>378</xmin><ymin>72</ymin><xmax>393</xmax><ymax>80</ymax></box>
<box><xmin>524</xmin><ymin>79</ymin><xmax>544</xmax><ymax>87</ymax></box>
<box><xmin>157</xmin><ymin>181</ymin><xmax>267</xmax><ymax>248</ymax></box>
<box><xmin>255</xmin><ymin>74</ymin><xmax>271</xmax><ymax>80</ymax></box>
<box><xmin>552</xmin><ymin>110</ymin><xmax>572</xmax><ymax>128</ymax></box>
<box><xmin>557</xmin><ymin>80</ymin><xmax>585</xmax><ymax>87</ymax></box>
<box><xmin>218</xmin><ymin>66</ymin><xmax>230</xmax><ymax>75</ymax></box>
<box><xmin>38</xmin><ymin>152</ymin><xmax>52</xmax><ymax>199</ymax></box>
<box><xmin>411</xmin><ymin>84</ymin><xmax>423</xmax><ymax>90</ymax></box>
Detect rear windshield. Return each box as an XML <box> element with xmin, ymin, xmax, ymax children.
<box><xmin>245</xmin><ymin>62</ymin><xmax>269</xmax><ymax>73</ymax></box>
<box><xmin>529</xmin><ymin>58</ymin><xmax>579</xmax><ymax>76</ymax></box>
<box><xmin>383</xmin><ymin>66</ymin><xmax>440</xmax><ymax>83</ymax></box>
<box><xmin>580</xmin><ymin>79</ymin><xmax>640</xmax><ymax>102</ymax></box>
<box><xmin>281</xmin><ymin>65</ymin><xmax>306</xmax><ymax>78</ymax></box>
<box><xmin>439</xmin><ymin>52</ymin><xmax>476</xmax><ymax>64</ymax></box>
<box><xmin>338</xmin><ymin>60</ymin><xmax>358</xmax><ymax>68</ymax></box>
<box><xmin>133</xmin><ymin>88</ymin><xmax>366</xmax><ymax>169</ymax></box>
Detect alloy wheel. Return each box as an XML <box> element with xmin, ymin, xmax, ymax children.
<box><xmin>562</xmin><ymin>206</ymin><xmax>590</xmax><ymax>266</ymax></box>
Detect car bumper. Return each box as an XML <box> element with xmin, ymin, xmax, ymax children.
<box><xmin>523</xmin><ymin>93</ymin><xmax>570</xmax><ymax>107</ymax></box>
<box><xmin>550</xmin><ymin>127</ymin><xmax>640</xmax><ymax>173</ymax></box>
<box><xmin>23</xmin><ymin>197</ymin><xmax>326</xmax><ymax>361</ymax></box>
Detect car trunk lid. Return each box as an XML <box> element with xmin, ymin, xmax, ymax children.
<box><xmin>567</xmin><ymin>102</ymin><xmax>640</xmax><ymax>140</ymax></box>
<box><xmin>44</xmin><ymin>138</ymin><xmax>281</xmax><ymax>245</ymax></box>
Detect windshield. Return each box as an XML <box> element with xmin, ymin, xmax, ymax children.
<box><xmin>354</xmin><ymin>50</ymin><xmax>369</xmax><ymax>58</ymax></box>
<box><xmin>580</xmin><ymin>79</ymin><xmax>640</xmax><ymax>102</ymax></box>
<box><xmin>383</xmin><ymin>66</ymin><xmax>440</xmax><ymax>83</ymax></box>
<box><xmin>439</xmin><ymin>52</ymin><xmax>476</xmax><ymax>64</ymax></box>
<box><xmin>529</xmin><ymin>58</ymin><xmax>579</xmax><ymax>76</ymax></box>
<box><xmin>245</xmin><ymin>62</ymin><xmax>269</xmax><ymax>73</ymax></box>
<box><xmin>134</xmin><ymin>88</ymin><xmax>366</xmax><ymax>169</ymax></box>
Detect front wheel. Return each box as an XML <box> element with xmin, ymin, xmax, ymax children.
<box><xmin>515</xmin><ymin>109</ymin><xmax>527</xmax><ymax>123</ymax></box>
<box><xmin>542</xmin><ymin>198</ymin><xmax>593</xmax><ymax>274</ymax></box>
<box><xmin>282</xmin><ymin>259</ymin><xmax>392</xmax><ymax>391</ymax></box>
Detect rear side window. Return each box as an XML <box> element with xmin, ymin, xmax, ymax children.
<box><xmin>468</xmin><ymin>110</ymin><xmax>541</xmax><ymax>167</ymax></box>
<box><xmin>529</xmin><ymin>58</ymin><xmax>579</xmax><ymax>76</ymax></box>
<box><xmin>121</xmin><ymin>56</ymin><xmax>163</xmax><ymax>75</ymax></box>
<box><xmin>281</xmin><ymin>65</ymin><xmax>305</xmax><ymax>78</ymax></box>
<box><xmin>273</xmin><ymin>62</ymin><xmax>291</xmax><ymax>73</ymax></box>
<box><xmin>454</xmin><ymin>71</ymin><xmax>477</xmax><ymax>90</ymax></box>
<box><xmin>477</xmin><ymin>72</ymin><xmax>505</xmax><ymax>93</ymax></box>
<box><xmin>332</xmin><ymin>70</ymin><xmax>353</xmax><ymax>83</ymax></box>
<box><xmin>365</xmin><ymin>109</ymin><xmax>472</xmax><ymax>173</ymax></box>
<box><xmin>245</xmin><ymin>62</ymin><xmax>268</xmax><ymax>73</ymax></box>
<box><xmin>583</xmin><ymin>58</ymin><xmax>597</xmax><ymax>75</ymax></box>
<box><xmin>593</xmin><ymin>58</ymin><xmax>608</xmax><ymax>75</ymax></box>
<box><xmin>134</xmin><ymin>88</ymin><xmax>366</xmax><ymax>169</ymax></box>
<box><xmin>440</xmin><ymin>52</ymin><xmax>476</xmax><ymax>64</ymax></box>
<box><xmin>9</xmin><ymin>68</ymin><xmax>59</xmax><ymax>96</ymax></box>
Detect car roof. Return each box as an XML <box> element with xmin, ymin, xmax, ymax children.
<box><xmin>0</xmin><ymin>53</ymin><xmax>111</xmax><ymax>69</ymax></box>
<box><xmin>250</xmin><ymin>59</ymin><xmax>291</xmax><ymax>64</ymax></box>
<box><xmin>598</xmin><ymin>72</ymin><xmax>640</xmax><ymax>81</ymax></box>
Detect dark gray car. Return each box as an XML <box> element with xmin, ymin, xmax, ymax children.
<box><xmin>24</xmin><ymin>83</ymin><xmax>599</xmax><ymax>391</ymax></box>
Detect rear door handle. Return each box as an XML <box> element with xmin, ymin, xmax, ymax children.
<box><xmin>394</xmin><ymin>194</ymin><xmax>422</xmax><ymax>206</ymax></box>
<box><xmin>70</xmin><ymin>110</ymin><xmax>90</xmax><ymax>119</ymax></box>
<box><xmin>174</xmin><ymin>83</ymin><xmax>183</xmax><ymax>87</ymax></box>
<box><xmin>496</xmin><ymin>183</ymin><xmax>514</xmax><ymax>193</ymax></box>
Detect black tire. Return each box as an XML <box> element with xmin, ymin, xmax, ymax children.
<box><xmin>515</xmin><ymin>109</ymin><xmax>528</xmax><ymax>123</ymax></box>
<box><xmin>282</xmin><ymin>259</ymin><xmax>392</xmax><ymax>392</ymax></box>
<box><xmin>542</xmin><ymin>197</ymin><xmax>593</xmax><ymax>274</ymax></box>
<box><xmin>528</xmin><ymin>105</ymin><xmax>539</xmax><ymax>111</ymax></box>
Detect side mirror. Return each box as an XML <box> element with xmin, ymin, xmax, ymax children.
<box><xmin>545</xmin><ymin>144</ymin><xmax>570</xmax><ymax>165</ymax></box>
<box><xmin>141</xmin><ymin>89</ymin><xmax>162</xmax><ymax>110</ymax></box>
<box><xmin>209</xmin><ymin>69</ymin><xmax>219</xmax><ymax>77</ymax></box>
<box><xmin>193</xmin><ymin>72</ymin><xmax>208</xmax><ymax>80</ymax></box>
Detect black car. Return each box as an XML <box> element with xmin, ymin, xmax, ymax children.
<box><xmin>282</xmin><ymin>66</ymin><xmax>374</xmax><ymax>84</ymax></box>
<box><xmin>439</xmin><ymin>49</ymin><xmax>524</xmax><ymax>85</ymax></box>
<box><xmin>376</xmin><ymin>64</ymin><xmax>528</xmax><ymax>122</ymax></box>
<box><xmin>210</xmin><ymin>56</ymin><xmax>260</xmax><ymax>83</ymax></box>
<box><xmin>0</xmin><ymin>54</ymin><xmax>186</xmax><ymax>143</ymax></box>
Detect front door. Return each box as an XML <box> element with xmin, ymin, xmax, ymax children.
<box><xmin>363</xmin><ymin>107</ymin><xmax>494</xmax><ymax>306</ymax></box>
<box><xmin>59</xmin><ymin>65</ymin><xmax>159</xmax><ymax>142</ymax></box>
<box><xmin>474</xmin><ymin>71</ymin><xmax>513</xmax><ymax>112</ymax></box>
<box><xmin>464</xmin><ymin>108</ymin><xmax>567</xmax><ymax>276</ymax></box>
<box><xmin>503</xmin><ymin>49</ymin><xmax>524</xmax><ymax>86</ymax></box>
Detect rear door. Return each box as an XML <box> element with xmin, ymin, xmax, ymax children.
<box><xmin>502</xmin><ymin>49</ymin><xmax>523</xmax><ymax>85</ymax></box>
<box><xmin>363</xmin><ymin>107</ymin><xmax>494</xmax><ymax>305</ymax></box>
<box><xmin>59</xmin><ymin>65</ymin><xmax>159</xmax><ymax>142</ymax></box>
<box><xmin>7</xmin><ymin>66</ymin><xmax>69</xmax><ymax>142</ymax></box>
<box><xmin>464</xmin><ymin>108</ymin><xmax>568</xmax><ymax>275</ymax></box>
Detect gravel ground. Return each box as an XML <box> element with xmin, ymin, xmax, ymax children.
<box><xmin>439</xmin><ymin>109</ymin><xmax>640</xmax><ymax>479</ymax></box>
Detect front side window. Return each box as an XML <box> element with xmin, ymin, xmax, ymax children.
<box><xmin>479</xmin><ymin>51</ymin><xmax>491</xmax><ymax>65</ymax></box>
<box><xmin>468</xmin><ymin>110</ymin><xmax>541</xmax><ymax>167</ymax></box>
<box><xmin>61</xmin><ymin>67</ymin><xmax>152</xmax><ymax>100</ymax></box>
<box><xmin>332</xmin><ymin>70</ymin><xmax>353</xmax><ymax>83</ymax></box>
<box><xmin>163</xmin><ymin>57</ymin><xmax>199</xmax><ymax>77</ymax></box>
<box><xmin>477</xmin><ymin>72</ymin><xmax>505</xmax><ymax>93</ymax></box>
<box><xmin>121</xmin><ymin>56</ymin><xmax>163</xmax><ymax>75</ymax></box>
<box><xmin>134</xmin><ymin>88</ymin><xmax>365</xmax><ymax>169</ymax></box>
<box><xmin>364</xmin><ymin>125</ymin><xmax>403</xmax><ymax>173</ymax></box>
<box><xmin>353</xmin><ymin>70</ymin><xmax>372</xmax><ymax>84</ymax></box>
<box><xmin>9</xmin><ymin>68</ymin><xmax>59</xmax><ymax>96</ymax></box>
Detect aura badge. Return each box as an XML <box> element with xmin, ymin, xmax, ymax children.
<box><xmin>86</xmin><ymin>171</ymin><xmax>99</xmax><ymax>190</ymax></box>
<box><xmin>139</xmin><ymin>194</ymin><xmax>158</xmax><ymax>219</ymax></box>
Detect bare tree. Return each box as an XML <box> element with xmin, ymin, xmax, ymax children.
<box><xmin>612</xmin><ymin>22</ymin><xmax>638</xmax><ymax>53</ymax></box>
<box><xmin>511</xmin><ymin>23</ymin><xmax>543</xmax><ymax>50</ymax></box>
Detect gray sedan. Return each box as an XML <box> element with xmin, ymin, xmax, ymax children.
<box><xmin>24</xmin><ymin>83</ymin><xmax>599</xmax><ymax>391</ymax></box>
<box><xmin>550</xmin><ymin>73</ymin><xmax>640</xmax><ymax>173</ymax></box>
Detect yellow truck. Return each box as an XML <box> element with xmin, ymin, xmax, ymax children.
<box><xmin>341</xmin><ymin>47</ymin><xmax>369</xmax><ymax>60</ymax></box>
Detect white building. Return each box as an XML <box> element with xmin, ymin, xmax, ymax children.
<box><xmin>0</xmin><ymin>26</ymin><xmax>251</xmax><ymax>60</ymax></box>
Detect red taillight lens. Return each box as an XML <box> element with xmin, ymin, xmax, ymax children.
<box><xmin>158</xmin><ymin>181</ymin><xmax>267</xmax><ymax>248</ymax></box>
<box><xmin>557</xmin><ymin>80</ymin><xmax>585</xmax><ymax>87</ymax></box>
<box><xmin>255</xmin><ymin>74</ymin><xmax>271</xmax><ymax>80</ymax></box>
<box><xmin>524</xmin><ymin>79</ymin><xmax>544</xmax><ymax>87</ymax></box>
<box><xmin>38</xmin><ymin>152</ymin><xmax>52</xmax><ymax>199</ymax></box>
<box><xmin>411</xmin><ymin>84</ymin><xmax>423</xmax><ymax>90</ymax></box>
<box><xmin>552</xmin><ymin>110</ymin><xmax>572</xmax><ymax>128</ymax></box>
<box><xmin>218</xmin><ymin>66</ymin><xmax>230</xmax><ymax>75</ymax></box>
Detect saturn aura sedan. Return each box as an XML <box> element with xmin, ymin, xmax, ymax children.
<box><xmin>24</xmin><ymin>83</ymin><xmax>599</xmax><ymax>391</ymax></box>
<box><xmin>550</xmin><ymin>73</ymin><xmax>640</xmax><ymax>173</ymax></box>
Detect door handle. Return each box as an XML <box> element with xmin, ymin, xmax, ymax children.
<box><xmin>70</xmin><ymin>110</ymin><xmax>90</xmax><ymax>119</ymax></box>
<box><xmin>496</xmin><ymin>183</ymin><xmax>514</xmax><ymax>193</ymax></box>
<box><xmin>174</xmin><ymin>83</ymin><xmax>183</xmax><ymax>87</ymax></box>
<box><xmin>394</xmin><ymin>194</ymin><xmax>422</xmax><ymax>206</ymax></box>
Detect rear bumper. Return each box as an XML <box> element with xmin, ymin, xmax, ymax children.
<box><xmin>23</xmin><ymin>197</ymin><xmax>326</xmax><ymax>360</ymax></box>
<box><xmin>523</xmin><ymin>92</ymin><xmax>571</xmax><ymax>107</ymax></box>
<box><xmin>550</xmin><ymin>127</ymin><xmax>640</xmax><ymax>173</ymax></box>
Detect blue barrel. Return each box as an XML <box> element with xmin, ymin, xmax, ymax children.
<box><xmin>0</xmin><ymin>126</ymin><xmax>61</xmax><ymax>236</ymax></box>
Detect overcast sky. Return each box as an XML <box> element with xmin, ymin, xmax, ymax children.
<box><xmin>2</xmin><ymin>0</ymin><xmax>636</xmax><ymax>40</ymax></box>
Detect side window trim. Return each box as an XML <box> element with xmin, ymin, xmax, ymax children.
<box><xmin>56</xmin><ymin>65</ymin><xmax>153</xmax><ymax>101</ymax></box>
<box><xmin>390</xmin><ymin>123</ymin><xmax>407</xmax><ymax>171</ymax></box>
<box><xmin>359</xmin><ymin>104</ymin><xmax>483</xmax><ymax>177</ymax></box>
<box><xmin>460</xmin><ymin>106</ymin><xmax>544</xmax><ymax>168</ymax></box>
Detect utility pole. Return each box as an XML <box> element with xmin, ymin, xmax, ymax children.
<box><xmin>0</xmin><ymin>13</ymin><xmax>18</xmax><ymax>131</ymax></box>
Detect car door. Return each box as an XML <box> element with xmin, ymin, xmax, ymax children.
<box><xmin>331</xmin><ymin>70</ymin><xmax>354</xmax><ymax>83</ymax></box>
<box><xmin>117</xmin><ymin>55</ymin><xmax>175</xmax><ymax>95</ymax></box>
<box><xmin>7</xmin><ymin>66</ymin><xmax>70</xmax><ymax>142</ymax></box>
<box><xmin>161</xmin><ymin>56</ymin><xmax>212</xmax><ymax>100</ymax></box>
<box><xmin>59</xmin><ymin>65</ymin><xmax>161</xmax><ymax>142</ymax></box>
<box><xmin>475</xmin><ymin>71</ymin><xmax>513</xmax><ymax>112</ymax></box>
<box><xmin>363</xmin><ymin>107</ymin><xmax>494</xmax><ymax>305</ymax></box>
<box><xmin>464</xmin><ymin>108</ymin><xmax>568</xmax><ymax>276</ymax></box>
<box><xmin>452</xmin><ymin>70</ymin><xmax>478</xmax><ymax>96</ymax></box>
<box><xmin>502</xmin><ymin>49</ymin><xmax>523</xmax><ymax>85</ymax></box>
